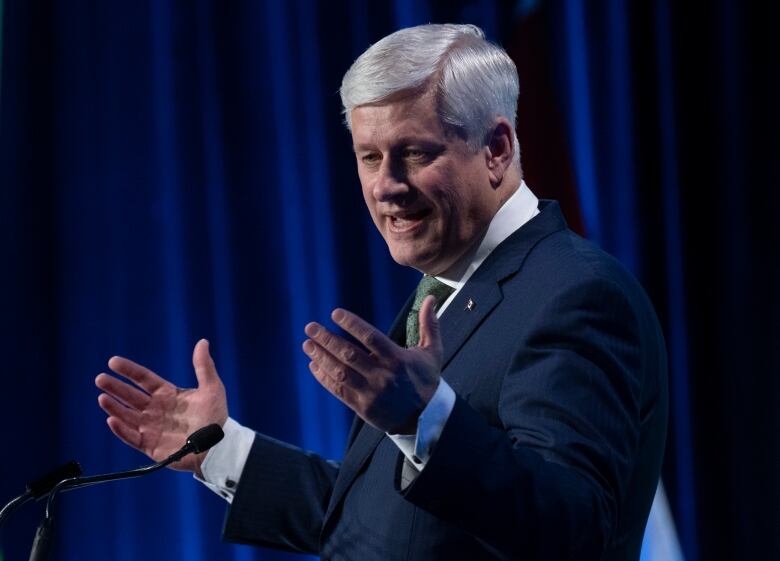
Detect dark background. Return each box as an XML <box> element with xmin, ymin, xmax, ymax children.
<box><xmin>1</xmin><ymin>1</ymin><xmax>777</xmax><ymax>560</ymax></box>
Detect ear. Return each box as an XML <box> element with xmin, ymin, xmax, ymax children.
<box><xmin>485</xmin><ymin>118</ymin><xmax>515</xmax><ymax>187</ymax></box>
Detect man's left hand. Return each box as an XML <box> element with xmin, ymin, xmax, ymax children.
<box><xmin>303</xmin><ymin>295</ymin><xmax>442</xmax><ymax>435</ymax></box>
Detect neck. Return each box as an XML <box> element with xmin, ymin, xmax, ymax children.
<box><xmin>496</xmin><ymin>166</ymin><xmax>522</xmax><ymax>206</ymax></box>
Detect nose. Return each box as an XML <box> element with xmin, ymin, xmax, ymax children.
<box><xmin>372</xmin><ymin>158</ymin><xmax>409</xmax><ymax>202</ymax></box>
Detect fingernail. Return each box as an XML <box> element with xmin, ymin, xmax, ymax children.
<box><xmin>332</xmin><ymin>309</ymin><xmax>345</xmax><ymax>322</ymax></box>
<box><xmin>308</xmin><ymin>324</ymin><xmax>320</xmax><ymax>336</ymax></box>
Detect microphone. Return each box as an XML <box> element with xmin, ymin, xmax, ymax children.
<box><xmin>28</xmin><ymin>424</ymin><xmax>224</xmax><ymax>561</ymax></box>
<box><xmin>0</xmin><ymin>461</ymin><xmax>82</xmax><ymax>527</ymax></box>
<box><xmin>47</xmin><ymin>423</ymin><xmax>224</xmax><ymax>502</ymax></box>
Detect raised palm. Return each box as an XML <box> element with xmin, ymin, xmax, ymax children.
<box><xmin>95</xmin><ymin>339</ymin><xmax>228</xmax><ymax>476</ymax></box>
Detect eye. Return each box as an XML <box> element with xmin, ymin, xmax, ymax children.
<box><xmin>360</xmin><ymin>152</ymin><xmax>381</xmax><ymax>166</ymax></box>
<box><xmin>402</xmin><ymin>148</ymin><xmax>431</xmax><ymax>162</ymax></box>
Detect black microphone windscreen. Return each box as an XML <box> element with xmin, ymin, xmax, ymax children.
<box><xmin>186</xmin><ymin>424</ymin><xmax>224</xmax><ymax>454</ymax></box>
<box><xmin>27</xmin><ymin>461</ymin><xmax>83</xmax><ymax>499</ymax></box>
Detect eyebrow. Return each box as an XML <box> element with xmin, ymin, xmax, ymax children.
<box><xmin>353</xmin><ymin>137</ymin><xmax>444</xmax><ymax>152</ymax></box>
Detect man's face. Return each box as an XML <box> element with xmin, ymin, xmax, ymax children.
<box><xmin>351</xmin><ymin>93</ymin><xmax>500</xmax><ymax>276</ymax></box>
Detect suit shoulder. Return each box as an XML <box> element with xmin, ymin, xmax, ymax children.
<box><xmin>519</xmin><ymin>227</ymin><xmax>635</xmax><ymax>290</ymax></box>
<box><xmin>510</xmin><ymin>227</ymin><xmax>665</xmax><ymax>352</ymax></box>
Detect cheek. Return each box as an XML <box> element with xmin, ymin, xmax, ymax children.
<box><xmin>418</xmin><ymin>165</ymin><xmax>462</xmax><ymax>213</ymax></box>
<box><xmin>428</xmin><ymin>178</ymin><xmax>465</xmax><ymax>224</ymax></box>
<box><xmin>438</xmin><ymin>185</ymin><xmax>487</xmax><ymax>242</ymax></box>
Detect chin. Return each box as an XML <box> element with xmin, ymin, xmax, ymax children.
<box><xmin>388</xmin><ymin>246</ymin><xmax>437</xmax><ymax>272</ymax></box>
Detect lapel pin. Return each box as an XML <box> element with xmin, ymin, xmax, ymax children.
<box><xmin>465</xmin><ymin>298</ymin><xmax>475</xmax><ymax>311</ymax></box>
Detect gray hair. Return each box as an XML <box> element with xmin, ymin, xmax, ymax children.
<box><xmin>340</xmin><ymin>24</ymin><xmax>520</xmax><ymax>156</ymax></box>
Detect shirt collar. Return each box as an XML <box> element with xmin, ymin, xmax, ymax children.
<box><xmin>434</xmin><ymin>180</ymin><xmax>540</xmax><ymax>290</ymax></box>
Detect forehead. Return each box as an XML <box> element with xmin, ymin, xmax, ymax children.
<box><xmin>350</xmin><ymin>94</ymin><xmax>448</xmax><ymax>149</ymax></box>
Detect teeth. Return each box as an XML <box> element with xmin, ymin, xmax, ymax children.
<box><xmin>389</xmin><ymin>210</ymin><xmax>429</xmax><ymax>231</ymax></box>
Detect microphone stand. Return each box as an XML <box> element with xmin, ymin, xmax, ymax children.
<box><xmin>28</xmin><ymin>456</ymin><xmax>176</xmax><ymax>561</ymax></box>
<box><xmin>28</xmin><ymin>424</ymin><xmax>223</xmax><ymax>561</ymax></box>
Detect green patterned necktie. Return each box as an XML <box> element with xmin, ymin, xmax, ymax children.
<box><xmin>405</xmin><ymin>275</ymin><xmax>455</xmax><ymax>347</ymax></box>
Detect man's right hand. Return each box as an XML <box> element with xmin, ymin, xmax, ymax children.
<box><xmin>95</xmin><ymin>339</ymin><xmax>228</xmax><ymax>477</ymax></box>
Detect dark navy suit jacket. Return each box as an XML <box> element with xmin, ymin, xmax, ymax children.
<box><xmin>222</xmin><ymin>201</ymin><xmax>668</xmax><ymax>561</ymax></box>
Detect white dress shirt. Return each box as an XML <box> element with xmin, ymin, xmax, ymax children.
<box><xmin>198</xmin><ymin>181</ymin><xmax>540</xmax><ymax>502</ymax></box>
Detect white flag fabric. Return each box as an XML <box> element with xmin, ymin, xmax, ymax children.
<box><xmin>641</xmin><ymin>482</ymin><xmax>685</xmax><ymax>561</ymax></box>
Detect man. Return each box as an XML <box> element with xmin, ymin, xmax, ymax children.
<box><xmin>95</xmin><ymin>24</ymin><xmax>667</xmax><ymax>560</ymax></box>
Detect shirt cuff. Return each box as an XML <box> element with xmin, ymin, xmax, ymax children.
<box><xmin>387</xmin><ymin>379</ymin><xmax>456</xmax><ymax>470</ymax></box>
<box><xmin>194</xmin><ymin>417</ymin><xmax>255</xmax><ymax>503</ymax></box>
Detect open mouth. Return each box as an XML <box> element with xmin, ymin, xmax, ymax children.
<box><xmin>388</xmin><ymin>208</ymin><xmax>433</xmax><ymax>233</ymax></box>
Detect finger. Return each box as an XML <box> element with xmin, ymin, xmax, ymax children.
<box><xmin>417</xmin><ymin>295</ymin><xmax>443</xmax><ymax>358</ymax></box>
<box><xmin>108</xmin><ymin>356</ymin><xmax>168</xmax><ymax>394</ymax></box>
<box><xmin>329</xmin><ymin>308</ymin><xmax>399</xmax><ymax>359</ymax></box>
<box><xmin>106</xmin><ymin>416</ymin><xmax>143</xmax><ymax>450</ymax></box>
<box><xmin>307</xmin><ymin>360</ymin><xmax>362</xmax><ymax>407</ymax></box>
<box><xmin>192</xmin><ymin>339</ymin><xmax>220</xmax><ymax>387</ymax></box>
<box><xmin>97</xmin><ymin>393</ymin><xmax>142</xmax><ymax>429</ymax></box>
<box><xmin>302</xmin><ymin>339</ymin><xmax>367</xmax><ymax>388</ymax></box>
<box><xmin>95</xmin><ymin>373</ymin><xmax>151</xmax><ymax>410</ymax></box>
<box><xmin>304</xmin><ymin>323</ymin><xmax>376</xmax><ymax>375</ymax></box>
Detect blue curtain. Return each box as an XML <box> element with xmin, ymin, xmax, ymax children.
<box><xmin>1</xmin><ymin>1</ymin><xmax>777</xmax><ymax>560</ymax></box>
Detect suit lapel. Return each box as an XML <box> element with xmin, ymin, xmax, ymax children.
<box><xmin>438</xmin><ymin>200</ymin><xmax>567</xmax><ymax>375</ymax></box>
<box><xmin>439</xmin><ymin>277</ymin><xmax>502</xmax><ymax>371</ymax></box>
<box><xmin>323</xmin><ymin>422</ymin><xmax>384</xmax><ymax>525</ymax></box>
<box><xmin>388</xmin><ymin>289</ymin><xmax>416</xmax><ymax>345</ymax></box>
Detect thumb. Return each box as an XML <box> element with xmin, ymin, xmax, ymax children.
<box><xmin>417</xmin><ymin>295</ymin><xmax>443</xmax><ymax>359</ymax></box>
<box><xmin>192</xmin><ymin>338</ymin><xmax>219</xmax><ymax>387</ymax></box>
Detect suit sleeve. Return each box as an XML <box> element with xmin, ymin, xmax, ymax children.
<box><xmin>399</xmin><ymin>276</ymin><xmax>646</xmax><ymax>561</ymax></box>
<box><xmin>222</xmin><ymin>433</ymin><xmax>340</xmax><ymax>554</ymax></box>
